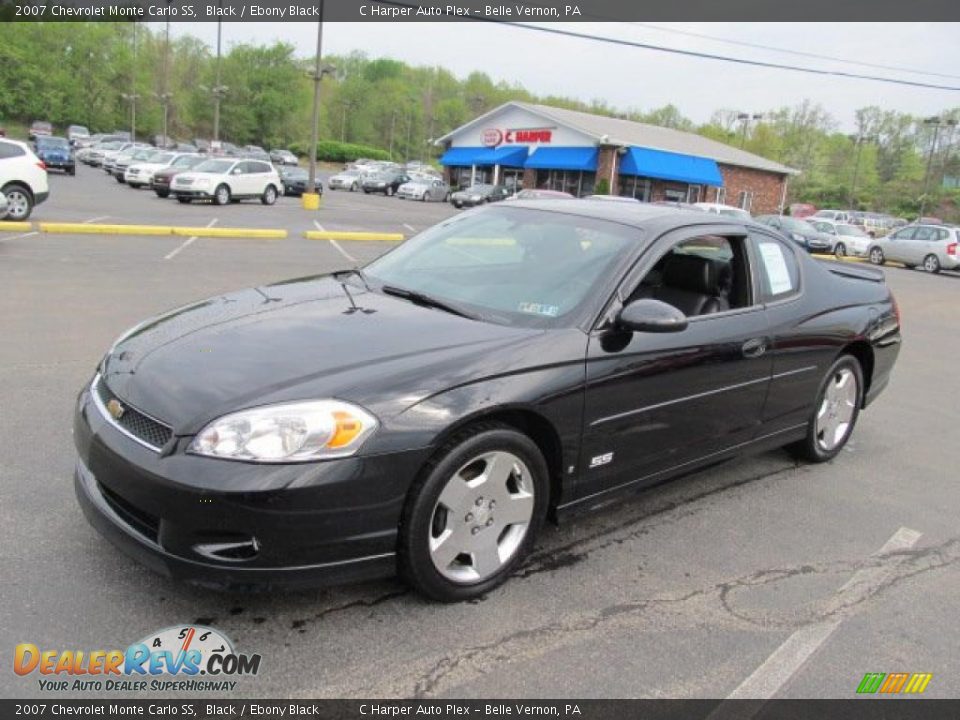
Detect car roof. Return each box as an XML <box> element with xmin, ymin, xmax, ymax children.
<box><xmin>0</xmin><ymin>138</ymin><xmax>32</xmax><ymax>151</ymax></box>
<box><xmin>501</xmin><ymin>198</ymin><xmax>753</xmax><ymax>231</ymax></box>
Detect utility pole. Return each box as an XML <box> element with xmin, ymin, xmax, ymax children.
<box><xmin>388</xmin><ymin>111</ymin><xmax>397</xmax><ymax>159</ymax></box>
<box><xmin>126</xmin><ymin>22</ymin><xmax>138</xmax><ymax>140</ymax></box>
<box><xmin>159</xmin><ymin>12</ymin><xmax>172</xmax><ymax>146</ymax></box>
<box><xmin>737</xmin><ymin>112</ymin><xmax>762</xmax><ymax>148</ymax></box>
<box><xmin>848</xmin><ymin>134</ymin><xmax>873</xmax><ymax>209</ymax></box>
<box><xmin>304</xmin><ymin>6</ymin><xmax>329</xmax><ymax>209</ymax></box>
<box><xmin>339</xmin><ymin>100</ymin><xmax>354</xmax><ymax>143</ymax></box>
<box><xmin>213</xmin><ymin>15</ymin><xmax>224</xmax><ymax>141</ymax></box>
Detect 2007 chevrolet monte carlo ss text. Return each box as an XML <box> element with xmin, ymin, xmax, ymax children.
<box><xmin>73</xmin><ymin>201</ymin><xmax>901</xmax><ymax>601</ymax></box>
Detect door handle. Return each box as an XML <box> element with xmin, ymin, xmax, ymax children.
<box><xmin>742</xmin><ymin>337</ymin><xmax>768</xmax><ymax>358</ymax></box>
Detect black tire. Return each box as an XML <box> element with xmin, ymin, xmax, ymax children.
<box><xmin>115</xmin><ymin>175</ymin><xmax>125</xmax><ymax>184</ymax></box>
<box><xmin>923</xmin><ymin>254</ymin><xmax>941</xmax><ymax>274</ymax></box>
<box><xmin>261</xmin><ymin>184</ymin><xmax>278</xmax><ymax>206</ymax></box>
<box><xmin>398</xmin><ymin>424</ymin><xmax>549</xmax><ymax>602</ymax></box>
<box><xmin>386</xmin><ymin>186</ymin><xmax>394</xmax><ymax>197</ymax></box>
<box><xmin>868</xmin><ymin>247</ymin><xmax>885</xmax><ymax>265</ymax></box>
<box><xmin>176</xmin><ymin>196</ymin><xmax>191</xmax><ymax>204</ymax></box>
<box><xmin>421</xmin><ymin>192</ymin><xmax>428</xmax><ymax>202</ymax></box>
<box><xmin>213</xmin><ymin>184</ymin><xmax>230</xmax><ymax>206</ymax></box>
<box><xmin>834</xmin><ymin>242</ymin><xmax>847</xmax><ymax>258</ymax></box>
<box><xmin>2</xmin><ymin>183</ymin><xmax>34</xmax><ymax>221</ymax></box>
<box><xmin>155</xmin><ymin>190</ymin><xmax>169</xmax><ymax>199</ymax></box>
<box><xmin>351</xmin><ymin>182</ymin><xmax>358</xmax><ymax>192</ymax></box>
<box><xmin>128</xmin><ymin>183</ymin><xmax>141</xmax><ymax>189</ymax></box>
<box><xmin>788</xmin><ymin>354</ymin><xmax>864</xmax><ymax>463</ymax></box>
<box><xmin>68</xmin><ymin>167</ymin><xmax>76</xmax><ymax>177</ymax></box>
<box><xmin>453</xmin><ymin>201</ymin><xmax>462</xmax><ymax>209</ymax></box>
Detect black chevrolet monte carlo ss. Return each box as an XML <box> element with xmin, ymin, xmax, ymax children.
<box><xmin>74</xmin><ymin>201</ymin><xmax>901</xmax><ymax>601</ymax></box>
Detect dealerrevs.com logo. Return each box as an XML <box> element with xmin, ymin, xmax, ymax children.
<box><xmin>14</xmin><ymin>625</ymin><xmax>262</xmax><ymax>692</ymax></box>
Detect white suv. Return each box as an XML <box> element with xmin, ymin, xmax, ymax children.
<box><xmin>0</xmin><ymin>138</ymin><xmax>50</xmax><ymax>221</ymax></box>
<box><xmin>171</xmin><ymin>158</ymin><xmax>281</xmax><ymax>206</ymax></box>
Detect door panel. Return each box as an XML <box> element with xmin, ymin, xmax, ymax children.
<box><xmin>579</xmin><ymin>307</ymin><xmax>771</xmax><ymax>502</ymax></box>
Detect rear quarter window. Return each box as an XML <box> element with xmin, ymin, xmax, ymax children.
<box><xmin>754</xmin><ymin>236</ymin><xmax>801</xmax><ymax>302</ymax></box>
<box><xmin>0</xmin><ymin>141</ymin><xmax>26</xmax><ymax>159</ymax></box>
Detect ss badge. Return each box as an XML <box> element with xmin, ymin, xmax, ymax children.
<box><xmin>589</xmin><ymin>452</ymin><xmax>613</xmax><ymax>469</ymax></box>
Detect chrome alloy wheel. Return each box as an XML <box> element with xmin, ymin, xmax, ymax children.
<box><xmin>428</xmin><ymin>450</ymin><xmax>535</xmax><ymax>583</ymax></box>
<box><xmin>4</xmin><ymin>188</ymin><xmax>30</xmax><ymax>220</ymax></box>
<box><xmin>815</xmin><ymin>367</ymin><xmax>858</xmax><ymax>451</ymax></box>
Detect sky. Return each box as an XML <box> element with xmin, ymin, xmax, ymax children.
<box><xmin>163</xmin><ymin>22</ymin><xmax>960</xmax><ymax>131</ymax></box>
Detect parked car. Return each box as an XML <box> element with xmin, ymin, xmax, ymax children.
<box><xmin>72</xmin><ymin>201</ymin><xmax>901</xmax><ymax>601</ymax></box>
<box><xmin>0</xmin><ymin>138</ymin><xmax>50</xmax><ymax>221</ymax></box>
<box><xmin>111</xmin><ymin>147</ymin><xmax>160</xmax><ymax>182</ymax></box>
<box><xmin>362</xmin><ymin>170</ymin><xmax>410</xmax><ymax>196</ymax></box>
<box><xmin>508</xmin><ymin>189</ymin><xmax>574</xmax><ymax>201</ymax></box>
<box><xmin>808</xmin><ymin>220</ymin><xmax>871</xmax><ymax>258</ymax></box>
<box><xmin>812</xmin><ymin>209</ymin><xmax>853</xmax><ymax>224</ymax></box>
<box><xmin>82</xmin><ymin>139</ymin><xmax>124</xmax><ymax>167</ymax></box>
<box><xmin>397</xmin><ymin>177</ymin><xmax>450</xmax><ymax>201</ymax></box>
<box><xmin>867</xmin><ymin>224</ymin><xmax>960</xmax><ymax>273</ymax></box>
<box><xmin>585</xmin><ymin>194</ymin><xmax>640</xmax><ymax>203</ymax></box>
<box><xmin>33</xmin><ymin>136</ymin><xmax>76</xmax><ymax>176</ymax></box>
<box><xmin>450</xmin><ymin>183</ymin><xmax>510</xmax><ymax>208</ymax></box>
<box><xmin>788</xmin><ymin>203</ymin><xmax>817</xmax><ymax>219</ymax></box>
<box><xmin>171</xmin><ymin>158</ymin><xmax>281</xmax><ymax>206</ymax></box>
<box><xmin>242</xmin><ymin>145</ymin><xmax>271</xmax><ymax>162</ymax></box>
<box><xmin>28</xmin><ymin>121</ymin><xmax>53</xmax><ymax>141</ymax></box>
<box><xmin>151</xmin><ymin>155</ymin><xmax>206</xmax><ymax>198</ymax></box>
<box><xmin>125</xmin><ymin>152</ymin><xmax>194</xmax><ymax>189</ymax></box>
<box><xmin>693</xmin><ymin>202</ymin><xmax>752</xmax><ymax>220</ymax></box>
<box><xmin>66</xmin><ymin>125</ymin><xmax>90</xmax><ymax>145</ymax></box>
<box><xmin>0</xmin><ymin>191</ymin><xmax>7</xmax><ymax>219</ymax></box>
<box><xmin>270</xmin><ymin>149</ymin><xmax>298</xmax><ymax>167</ymax></box>
<box><xmin>328</xmin><ymin>168</ymin><xmax>362</xmax><ymax>191</ymax></box>
<box><xmin>102</xmin><ymin>142</ymin><xmax>149</xmax><ymax>175</ymax></box>
<box><xmin>754</xmin><ymin>215</ymin><xmax>832</xmax><ymax>253</ymax></box>
<box><xmin>278</xmin><ymin>166</ymin><xmax>322</xmax><ymax>197</ymax></box>
<box><xmin>152</xmin><ymin>135</ymin><xmax>175</xmax><ymax>150</ymax></box>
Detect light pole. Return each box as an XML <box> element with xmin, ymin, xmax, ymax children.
<box><xmin>213</xmin><ymin>15</ymin><xmax>224</xmax><ymax>141</ymax></box>
<box><xmin>127</xmin><ymin>22</ymin><xmax>138</xmax><ymax>140</ymax></box>
<box><xmin>388</xmin><ymin>111</ymin><xmax>398</xmax><ymax>159</ymax></box>
<box><xmin>736</xmin><ymin>112</ymin><xmax>763</xmax><ymax>148</ymax></box>
<box><xmin>304</xmin><ymin>8</ymin><xmax>329</xmax><ymax>210</ymax></box>
<box><xmin>919</xmin><ymin>117</ymin><xmax>957</xmax><ymax>219</ymax></box>
<box><xmin>160</xmin><ymin>11</ymin><xmax>172</xmax><ymax>145</ymax></box>
<box><xmin>339</xmin><ymin>100</ymin><xmax>355</xmax><ymax>142</ymax></box>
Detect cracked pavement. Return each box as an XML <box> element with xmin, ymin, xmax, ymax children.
<box><xmin>3</xmin><ymin>169</ymin><xmax>960</xmax><ymax>700</ymax></box>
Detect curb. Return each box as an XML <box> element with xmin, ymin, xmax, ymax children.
<box><xmin>810</xmin><ymin>253</ymin><xmax>906</xmax><ymax>268</ymax></box>
<box><xmin>304</xmin><ymin>230</ymin><xmax>404</xmax><ymax>242</ymax></box>
<box><xmin>36</xmin><ymin>222</ymin><xmax>287</xmax><ymax>239</ymax></box>
<box><xmin>0</xmin><ymin>222</ymin><xmax>34</xmax><ymax>232</ymax></box>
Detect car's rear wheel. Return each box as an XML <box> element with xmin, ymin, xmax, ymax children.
<box><xmin>2</xmin><ymin>184</ymin><xmax>33</xmax><ymax>221</ymax></box>
<box><xmin>868</xmin><ymin>247</ymin><xmax>885</xmax><ymax>265</ymax></box>
<box><xmin>176</xmin><ymin>196</ymin><xmax>191</xmax><ymax>204</ymax></box>
<box><xmin>115</xmin><ymin>175</ymin><xmax>125</xmax><ymax>184</ymax></box>
<box><xmin>923</xmin><ymin>254</ymin><xmax>941</xmax><ymax>273</ymax></box>
<box><xmin>834</xmin><ymin>242</ymin><xmax>847</xmax><ymax>258</ymax></box>
<box><xmin>789</xmin><ymin>354</ymin><xmax>863</xmax><ymax>463</ymax></box>
<box><xmin>421</xmin><ymin>192</ymin><xmax>429</xmax><ymax>202</ymax></box>
<box><xmin>155</xmin><ymin>190</ymin><xmax>169</xmax><ymax>199</ymax></box>
<box><xmin>398</xmin><ymin>424</ymin><xmax>548</xmax><ymax>602</ymax></box>
<box><xmin>261</xmin><ymin>185</ymin><xmax>278</xmax><ymax>206</ymax></box>
<box><xmin>214</xmin><ymin>184</ymin><xmax>230</xmax><ymax>206</ymax></box>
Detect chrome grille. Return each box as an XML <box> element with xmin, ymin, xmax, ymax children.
<box><xmin>93</xmin><ymin>375</ymin><xmax>173</xmax><ymax>451</ymax></box>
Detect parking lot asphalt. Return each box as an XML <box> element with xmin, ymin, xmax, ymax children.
<box><xmin>2</xmin><ymin>165</ymin><xmax>959</xmax><ymax>700</ymax></box>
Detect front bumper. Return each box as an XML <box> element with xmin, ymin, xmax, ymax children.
<box><xmin>42</xmin><ymin>159</ymin><xmax>74</xmax><ymax>170</ymax></box>
<box><xmin>73</xmin><ymin>381</ymin><xmax>427</xmax><ymax>590</ymax></box>
<box><xmin>171</xmin><ymin>187</ymin><xmax>212</xmax><ymax>198</ymax></box>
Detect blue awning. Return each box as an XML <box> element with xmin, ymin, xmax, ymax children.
<box><xmin>524</xmin><ymin>146</ymin><xmax>598</xmax><ymax>171</ymax></box>
<box><xmin>439</xmin><ymin>145</ymin><xmax>529</xmax><ymax>167</ymax></box>
<box><xmin>620</xmin><ymin>147</ymin><xmax>724</xmax><ymax>186</ymax></box>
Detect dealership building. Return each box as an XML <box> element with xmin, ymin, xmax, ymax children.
<box><xmin>436</xmin><ymin>102</ymin><xmax>797</xmax><ymax>214</ymax></box>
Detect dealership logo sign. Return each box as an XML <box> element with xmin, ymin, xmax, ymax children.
<box><xmin>482</xmin><ymin>127</ymin><xmax>554</xmax><ymax>147</ymax></box>
<box><xmin>13</xmin><ymin>625</ymin><xmax>262</xmax><ymax>692</ymax></box>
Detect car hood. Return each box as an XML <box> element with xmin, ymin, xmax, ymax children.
<box><xmin>100</xmin><ymin>276</ymin><xmax>539</xmax><ymax>434</ymax></box>
<box><xmin>130</xmin><ymin>162</ymin><xmax>166</xmax><ymax>172</ymax></box>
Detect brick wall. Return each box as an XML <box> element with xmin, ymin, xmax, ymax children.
<box><xmin>718</xmin><ymin>164</ymin><xmax>787</xmax><ymax>214</ymax></box>
<box><xmin>596</xmin><ymin>145</ymin><xmax>619</xmax><ymax>194</ymax></box>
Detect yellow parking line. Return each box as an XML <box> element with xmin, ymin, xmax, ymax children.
<box><xmin>303</xmin><ymin>230</ymin><xmax>405</xmax><ymax>242</ymax></box>
<box><xmin>0</xmin><ymin>222</ymin><xmax>35</xmax><ymax>233</ymax></box>
<box><xmin>37</xmin><ymin>222</ymin><xmax>285</xmax><ymax>239</ymax></box>
<box><xmin>811</xmin><ymin>253</ymin><xmax>866</xmax><ymax>263</ymax></box>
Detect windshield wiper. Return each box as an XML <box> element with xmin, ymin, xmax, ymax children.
<box><xmin>332</xmin><ymin>267</ymin><xmax>371</xmax><ymax>291</ymax></box>
<box><xmin>380</xmin><ymin>284</ymin><xmax>480</xmax><ymax>320</ymax></box>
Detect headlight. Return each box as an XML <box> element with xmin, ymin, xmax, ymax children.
<box><xmin>791</xmin><ymin>233</ymin><xmax>805</xmax><ymax>242</ymax></box>
<box><xmin>189</xmin><ymin>400</ymin><xmax>378</xmax><ymax>463</ymax></box>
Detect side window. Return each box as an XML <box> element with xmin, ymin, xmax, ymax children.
<box><xmin>0</xmin><ymin>141</ymin><xmax>26</xmax><ymax>159</ymax></box>
<box><xmin>891</xmin><ymin>228</ymin><xmax>914</xmax><ymax>240</ymax></box>
<box><xmin>913</xmin><ymin>226</ymin><xmax>934</xmax><ymax>241</ymax></box>
<box><xmin>754</xmin><ymin>235</ymin><xmax>800</xmax><ymax>302</ymax></box>
<box><xmin>626</xmin><ymin>235</ymin><xmax>752</xmax><ymax>317</ymax></box>
<box><xmin>937</xmin><ymin>228</ymin><xmax>950</xmax><ymax>241</ymax></box>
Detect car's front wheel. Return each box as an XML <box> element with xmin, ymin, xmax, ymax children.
<box><xmin>398</xmin><ymin>424</ymin><xmax>548</xmax><ymax>602</ymax></box>
<box><xmin>789</xmin><ymin>354</ymin><xmax>863</xmax><ymax>463</ymax></box>
<box><xmin>834</xmin><ymin>242</ymin><xmax>847</xmax><ymax>258</ymax></box>
<box><xmin>214</xmin><ymin>184</ymin><xmax>230</xmax><ymax>206</ymax></box>
<box><xmin>155</xmin><ymin>190</ymin><xmax>169</xmax><ymax>199</ymax></box>
<box><xmin>2</xmin><ymin>184</ymin><xmax>33</xmax><ymax>221</ymax></box>
<box><xmin>868</xmin><ymin>247</ymin><xmax>885</xmax><ymax>265</ymax></box>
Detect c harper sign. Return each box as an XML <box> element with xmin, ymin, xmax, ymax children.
<box><xmin>481</xmin><ymin>127</ymin><xmax>555</xmax><ymax>147</ymax></box>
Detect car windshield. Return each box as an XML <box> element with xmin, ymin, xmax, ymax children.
<box><xmin>133</xmin><ymin>150</ymin><xmax>156</xmax><ymax>160</ymax></box>
<box><xmin>364</xmin><ymin>206</ymin><xmax>637</xmax><ymax>328</ymax></box>
<box><xmin>151</xmin><ymin>153</ymin><xmax>174</xmax><ymax>164</ymax></box>
<box><xmin>193</xmin><ymin>159</ymin><xmax>234</xmax><ymax>173</ymax></box>
<box><xmin>838</xmin><ymin>224</ymin><xmax>867</xmax><ymax>236</ymax></box>
<box><xmin>780</xmin><ymin>217</ymin><xmax>816</xmax><ymax>232</ymax></box>
<box><xmin>171</xmin><ymin>155</ymin><xmax>199</xmax><ymax>168</ymax></box>
<box><xmin>37</xmin><ymin>137</ymin><xmax>69</xmax><ymax>148</ymax></box>
<box><xmin>464</xmin><ymin>185</ymin><xmax>493</xmax><ymax>193</ymax></box>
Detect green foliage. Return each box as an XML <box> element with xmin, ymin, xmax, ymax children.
<box><xmin>594</xmin><ymin>178</ymin><xmax>610</xmax><ymax>195</ymax></box>
<box><xmin>289</xmin><ymin>140</ymin><xmax>391</xmax><ymax>163</ymax></box>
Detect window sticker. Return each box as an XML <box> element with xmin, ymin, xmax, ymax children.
<box><xmin>758</xmin><ymin>242</ymin><xmax>794</xmax><ymax>295</ymax></box>
<box><xmin>518</xmin><ymin>302</ymin><xmax>560</xmax><ymax>317</ymax></box>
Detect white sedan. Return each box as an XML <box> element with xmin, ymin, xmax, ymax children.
<box><xmin>124</xmin><ymin>152</ymin><xmax>197</xmax><ymax>189</ymax></box>
<box><xmin>171</xmin><ymin>158</ymin><xmax>282</xmax><ymax>206</ymax></box>
<box><xmin>809</xmin><ymin>219</ymin><xmax>871</xmax><ymax>257</ymax></box>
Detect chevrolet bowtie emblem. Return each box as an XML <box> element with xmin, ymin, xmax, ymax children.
<box><xmin>106</xmin><ymin>399</ymin><xmax>125</xmax><ymax>420</ymax></box>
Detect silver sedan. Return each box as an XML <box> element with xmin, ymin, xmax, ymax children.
<box><xmin>397</xmin><ymin>177</ymin><xmax>450</xmax><ymax>202</ymax></box>
<box><xmin>868</xmin><ymin>224</ymin><xmax>960</xmax><ymax>273</ymax></box>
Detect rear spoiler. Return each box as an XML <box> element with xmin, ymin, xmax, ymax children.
<box><xmin>819</xmin><ymin>259</ymin><xmax>885</xmax><ymax>283</ymax></box>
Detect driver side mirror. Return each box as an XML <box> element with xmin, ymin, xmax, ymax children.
<box><xmin>617</xmin><ymin>299</ymin><xmax>688</xmax><ymax>333</ymax></box>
